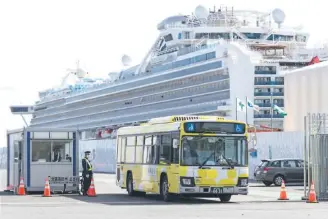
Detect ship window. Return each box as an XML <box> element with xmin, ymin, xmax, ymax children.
<box><xmin>164</xmin><ymin>34</ymin><xmax>173</xmax><ymax>42</ymax></box>
<box><xmin>242</xmin><ymin>32</ymin><xmax>262</xmax><ymax>39</ymax></box>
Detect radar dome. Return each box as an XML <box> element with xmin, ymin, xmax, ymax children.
<box><xmin>121</xmin><ymin>55</ymin><xmax>132</xmax><ymax>66</ymax></box>
<box><xmin>272</xmin><ymin>8</ymin><xmax>285</xmax><ymax>26</ymax></box>
<box><xmin>194</xmin><ymin>5</ymin><xmax>209</xmax><ymax>19</ymax></box>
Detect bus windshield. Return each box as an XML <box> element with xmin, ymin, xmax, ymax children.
<box><xmin>181</xmin><ymin>136</ymin><xmax>247</xmax><ymax>166</ymax></box>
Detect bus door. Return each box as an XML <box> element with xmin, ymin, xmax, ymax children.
<box><xmin>169</xmin><ymin>136</ymin><xmax>180</xmax><ymax>193</ymax></box>
<box><xmin>158</xmin><ymin>133</ymin><xmax>180</xmax><ymax>193</ymax></box>
<box><xmin>116</xmin><ymin>137</ymin><xmax>126</xmax><ymax>187</ymax></box>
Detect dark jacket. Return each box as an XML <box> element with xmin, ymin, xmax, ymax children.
<box><xmin>82</xmin><ymin>157</ymin><xmax>93</xmax><ymax>176</ymax></box>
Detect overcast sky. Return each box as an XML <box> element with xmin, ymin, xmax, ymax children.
<box><xmin>0</xmin><ymin>0</ymin><xmax>326</xmax><ymax>146</ymax></box>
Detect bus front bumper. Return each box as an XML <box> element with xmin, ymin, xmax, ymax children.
<box><xmin>178</xmin><ymin>186</ymin><xmax>248</xmax><ymax>196</ymax></box>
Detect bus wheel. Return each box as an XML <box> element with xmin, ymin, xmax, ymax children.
<box><xmin>126</xmin><ymin>172</ymin><xmax>135</xmax><ymax>196</ymax></box>
<box><xmin>218</xmin><ymin>194</ymin><xmax>232</xmax><ymax>202</ymax></box>
<box><xmin>160</xmin><ymin>175</ymin><xmax>171</xmax><ymax>202</ymax></box>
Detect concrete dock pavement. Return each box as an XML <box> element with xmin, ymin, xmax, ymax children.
<box><xmin>1</xmin><ymin>170</ymin><xmax>327</xmax><ymax>219</ymax></box>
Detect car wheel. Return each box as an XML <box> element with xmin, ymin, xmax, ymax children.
<box><xmin>263</xmin><ymin>181</ymin><xmax>272</xmax><ymax>186</ymax></box>
<box><xmin>273</xmin><ymin>175</ymin><xmax>285</xmax><ymax>186</ymax></box>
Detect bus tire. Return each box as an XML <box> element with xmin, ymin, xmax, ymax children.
<box><xmin>218</xmin><ymin>194</ymin><xmax>232</xmax><ymax>202</ymax></box>
<box><xmin>160</xmin><ymin>174</ymin><xmax>172</xmax><ymax>202</ymax></box>
<box><xmin>126</xmin><ymin>172</ymin><xmax>135</xmax><ymax>196</ymax></box>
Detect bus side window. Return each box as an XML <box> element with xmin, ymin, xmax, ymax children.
<box><xmin>159</xmin><ymin>134</ymin><xmax>171</xmax><ymax>164</ymax></box>
<box><xmin>117</xmin><ymin>137</ymin><xmax>122</xmax><ymax>163</ymax></box>
<box><xmin>121</xmin><ymin>137</ymin><xmax>126</xmax><ymax>163</ymax></box>
<box><xmin>172</xmin><ymin>134</ymin><xmax>179</xmax><ymax>164</ymax></box>
<box><xmin>153</xmin><ymin>135</ymin><xmax>160</xmax><ymax>164</ymax></box>
<box><xmin>143</xmin><ymin>135</ymin><xmax>154</xmax><ymax>164</ymax></box>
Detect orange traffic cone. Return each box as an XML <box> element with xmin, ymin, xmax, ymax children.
<box><xmin>43</xmin><ymin>177</ymin><xmax>52</xmax><ymax>197</ymax></box>
<box><xmin>278</xmin><ymin>180</ymin><xmax>289</xmax><ymax>200</ymax></box>
<box><xmin>17</xmin><ymin>177</ymin><xmax>26</xmax><ymax>195</ymax></box>
<box><xmin>87</xmin><ymin>177</ymin><xmax>96</xmax><ymax>197</ymax></box>
<box><xmin>307</xmin><ymin>181</ymin><xmax>318</xmax><ymax>203</ymax></box>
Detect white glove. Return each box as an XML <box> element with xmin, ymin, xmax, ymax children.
<box><xmin>86</xmin><ymin>174</ymin><xmax>89</xmax><ymax>178</ymax></box>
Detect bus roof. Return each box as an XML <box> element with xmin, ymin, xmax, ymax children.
<box><xmin>117</xmin><ymin>115</ymin><xmax>246</xmax><ymax>136</ymax></box>
<box><xmin>117</xmin><ymin>122</ymin><xmax>181</xmax><ymax>135</ymax></box>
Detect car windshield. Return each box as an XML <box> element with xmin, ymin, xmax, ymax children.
<box><xmin>181</xmin><ymin>136</ymin><xmax>247</xmax><ymax>166</ymax></box>
<box><xmin>259</xmin><ymin>161</ymin><xmax>269</xmax><ymax>167</ymax></box>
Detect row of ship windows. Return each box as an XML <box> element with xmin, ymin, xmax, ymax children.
<box><xmin>140</xmin><ymin>80</ymin><xmax>229</xmax><ymax>103</ymax></box>
<box><xmin>254</xmin><ymin>99</ymin><xmax>284</xmax><ymax>105</ymax></box>
<box><xmin>62</xmin><ymin>60</ymin><xmax>223</xmax><ymax>106</ymax></box>
<box><xmin>151</xmin><ymin>52</ymin><xmax>216</xmax><ymax>73</ymax></box>
<box><xmin>33</xmin><ymin>79</ymin><xmax>231</xmax><ymax>123</ymax></box>
<box><xmin>37</xmin><ymin>68</ymin><xmax>226</xmax><ymax>117</ymax></box>
<box><xmin>35</xmin><ymin>91</ymin><xmax>231</xmax><ymax>128</ymax></box>
<box><xmin>255</xmin><ymin>77</ymin><xmax>284</xmax><ymax>82</ymax></box>
<box><xmin>142</xmin><ymin>71</ymin><xmax>227</xmax><ymax>96</ymax></box>
<box><xmin>255</xmin><ymin>110</ymin><xmax>284</xmax><ymax>115</ymax></box>
<box><xmin>194</xmin><ymin>33</ymin><xmax>307</xmax><ymax>42</ymax></box>
<box><xmin>36</xmin><ymin>68</ymin><xmax>228</xmax><ymax>117</ymax></box>
<box><xmin>255</xmin><ymin>88</ymin><xmax>284</xmax><ymax>93</ymax></box>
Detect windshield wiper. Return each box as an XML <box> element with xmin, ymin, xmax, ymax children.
<box><xmin>199</xmin><ymin>152</ymin><xmax>215</xmax><ymax>169</ymax></box>
<box><xmin>218</xmin><ymin>154</ymin><xmax>234</xmax><ymax>169</ymax></box>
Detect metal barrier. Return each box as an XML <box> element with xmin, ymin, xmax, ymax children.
<box><xmin>304</xmin><ymin>113</ymin><xmax>328</xmax><ymax>201</ymax></box>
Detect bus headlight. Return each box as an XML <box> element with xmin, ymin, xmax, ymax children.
<box><xmin>183</xmin><ymin>178</ymin><xmax>191</xmax><ymax>185</ymax></box>
<box><xmin>241</xmin><ymin>179</ymin><xmax>248</xmax><ymax>186</ymax></box>
<box><xmin>238</xmin><ymin>178</ymin><xmax>248</xmax><ymax>187</ymax></box>
<box><xmin>180</xmin><ymin>177</ymin><xmax>195</xmax><ymax>187</ymax></box>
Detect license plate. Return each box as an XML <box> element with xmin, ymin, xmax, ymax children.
<box><xmin>212</xmin><ymin>187</ymin><xmax>234</xmax><ymax>194</ymax></box>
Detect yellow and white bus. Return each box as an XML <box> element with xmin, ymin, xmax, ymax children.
<box><xmin>115</xmin><ymin>115</ymin><xmax>249</xmax><ymax>202</ymax></box>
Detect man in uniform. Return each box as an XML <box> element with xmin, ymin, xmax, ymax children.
<box><xmin>82</xmin><ymin>150</ymin><xmax>93</xmax><ymax>196</ymax></box>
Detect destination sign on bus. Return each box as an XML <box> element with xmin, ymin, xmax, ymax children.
<box><xmin>183</xmin><ymin>122</ymin><xmax>246</xmax><ymax>134</ymax></box>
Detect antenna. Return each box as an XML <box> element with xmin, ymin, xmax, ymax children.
<box><xmin>194</xmin><ymin>5</ymin><xmax>209</xmax><ymax>20</ymax></box>
<box><xmin>121</xmin><ymin>54</ymin><xmax>132</xmax><ymax>66</ymax></box>
<box><xmin>272</xmin><ymin>8</ymin><xmax>285</xmax><ymax>28</ymax></box>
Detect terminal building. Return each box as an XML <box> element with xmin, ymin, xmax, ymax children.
<box><xmin>284</xmin><ymin>60</ymin><xmax>328</xmax><ymax>131</ymax></box>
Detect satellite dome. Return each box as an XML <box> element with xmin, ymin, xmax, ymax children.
<box><xmin>121</xmin><ymin>55</ymin><xmax>132</xmax><ymax>66</ymax></box>
<box><xmin>194</xmin><ymin>5</ymin><xmax>209</xmax><ymax>19</ymax></box>
<box><xmin>272</xmin><ymin>8</ymin><xmax>285</xmax><ymax>26</ymax></box>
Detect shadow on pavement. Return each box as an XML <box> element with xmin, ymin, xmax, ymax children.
<box><xmin>0</xmin><ymin>191</ymin><xmax>15</xmax><ymax>196</ymax></box>
<box><xmin>58</xmin><ymin>193</ymin><xmax>239</xmax><ymax>205</ymax></box>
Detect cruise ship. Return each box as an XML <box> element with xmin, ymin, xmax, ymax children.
<box><xmin>11</xmin><ymin>5</ymin><xmax>328</xmax><ymax>172</ymax></box>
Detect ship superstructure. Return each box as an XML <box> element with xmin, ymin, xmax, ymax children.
<box><xmin>14</xmin><ymin>5</ymin><xmax>328</xmax><ymax>172</ymax></box>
